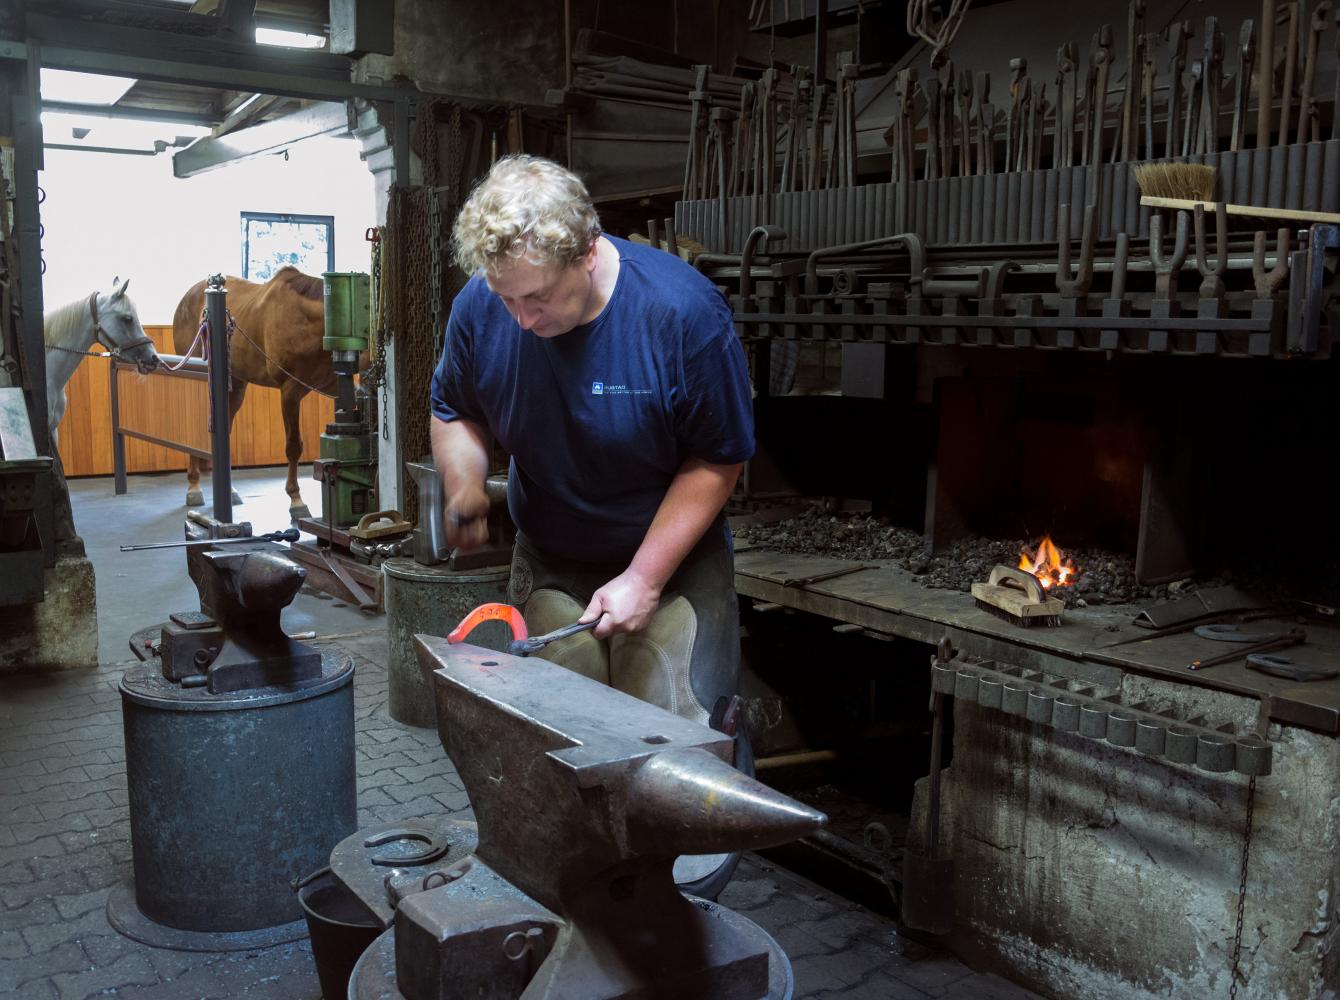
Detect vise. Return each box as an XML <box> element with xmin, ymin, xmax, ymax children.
<box><xmin>347</xmin><ymin>635</ymin><xmax>828</xmax><ymax>1000</ymax></box>
<box><xmin>155</xmin><ymin>526</ymin><xmax>320</xmax><ymax>693</ymax></box>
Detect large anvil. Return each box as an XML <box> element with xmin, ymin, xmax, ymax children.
<box><xmin>408</xmin><ymin>635</ymin><xmax>827</xmax><ymax>1000</ymax></box>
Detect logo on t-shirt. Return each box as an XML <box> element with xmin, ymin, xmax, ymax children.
<box><xmin>590</xmin><ymin>381</ymin><xmax>652</xmax><ymax>397</ymax></box>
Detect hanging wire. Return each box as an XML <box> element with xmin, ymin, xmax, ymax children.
<box><xmin>907</xmin><ymin>0</ymin><xmax>972</xmax><ymax>68</ymax></box>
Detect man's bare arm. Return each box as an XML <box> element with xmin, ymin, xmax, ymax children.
<box><xmin>430</xmin><ymin>415</ymin><xmax>492</xmax><ymax>550</ymax></box>
<box><xmin>581</xmin><ymin>457</ymin><xmax>743</xmax><ymax>636</ymax></box>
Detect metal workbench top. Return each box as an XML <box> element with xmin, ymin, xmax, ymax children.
<box><xmin>733</xmin><ymin>547</ymin><xmax>1340</xmax><ymax>735</ymax></box>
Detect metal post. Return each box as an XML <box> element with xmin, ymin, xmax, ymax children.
<box><xmin>9</xmin><ymin>45</ymin><xmax>54</xmax><ymax>564</ymax></box>
<box><xmin>204</xmin><ymin>274</ymin><xmax>233</xmax><ymax>523</ymax></box>
<box><xmin>110</xmin><ymin>361</ymin><xmax>127</xmax><ymax>496</ymax></box>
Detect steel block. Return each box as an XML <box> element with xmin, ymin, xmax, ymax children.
<box><xmin>954</xmin><ymin>667</ymin><xmax>981</xmax><ymax>702</ymax></box>
<box><xmin>976</xmin><ymin>675</ymin><xmax>1003</xmax><ymax>711</ymax></box>
<box><xmin>1196</xmin><ymin>732</ymin><xmax>1237</xmax><ymax>772</ymax></box>
<box><xmin>1135</xmin><ymin>718</ymin><xmax>1168</xmax><ymax>756</ymax></box>
<box><xmin>1025</xmin><ymin>689</ymin><xmax>1055</xmax><ymax>725</ymax></box>
<box><xmin>1078</xmin><ymin>703</ymin><xmax>1109</xmax><ymax>739</ymax></box>
<box><xmin>1234</xmin><ymin>735</ymin><xmax>1273</xmax><ymax>777</ymax></box>
<box><xmin>1107</xmin><ymin>711</ymin><xmax>1138</xmax><ymax>748</ymax></box>
<box><xmin>1052</xmin><ymin>696</ymin><xmax>1081</xmax><ymax>732</ymax></box>
<box><xmin>932</xmin><ymin>661</ymin><xmax>958</xmax><ymax>694</ymax></box>
<box><xmin>1001</xmin><ymin>680</ymin><xmax>1031</xmax><ymax>716</ymax></box>
<box><xmin>1165</xmin><ymin>726</ymin><xmax>1199</xmax><ymax>764</ymax></box>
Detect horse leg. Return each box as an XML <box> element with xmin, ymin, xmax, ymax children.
<box><xmin>226</xmin><ymin>382</ymin><xmax>247</xmax><ymax>507</ymax></box>
<box><xmin>186</xmin><ymin>455</ymin><xmax>203</xmax><ymax>507</ymax></box>
<box><xmin>279</xmin><ymin>381</ymin><xmax>312</xmax><ymax>521</ymax></box>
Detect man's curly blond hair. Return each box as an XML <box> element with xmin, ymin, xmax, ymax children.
<box><xmin>452</xmin><ymin>155</ymin><xmax>602</xmax><ymax>274</ymax></box>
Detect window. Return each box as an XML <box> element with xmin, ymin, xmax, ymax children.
<box><xmin>240</xmin><ymin>212</ymin><xmax>335</xmax><ymax>281</ymax></box>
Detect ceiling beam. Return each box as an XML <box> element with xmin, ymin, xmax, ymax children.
<box><xmin>172</xmin><ymin>99</ymin><xmax>349</xmax><ymax>176</ymax></box>
<box><xmin>210</xmin><ymin>92</ymin><xmax>285</xmax><ymax>136</ymax></box>
<box><xmin>41</xmin><ymin>99</ymin><xmax>221</xmax><ymax>126</ymax></box>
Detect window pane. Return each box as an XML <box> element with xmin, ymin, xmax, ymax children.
<box><xmin>241</xmin><ymin>213</ymin><xmax>334</xmax><ymax>280</ymax></box>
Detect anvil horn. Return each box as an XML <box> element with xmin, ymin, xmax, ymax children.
<box><xmin>625</xmin><ymin>747</ymin><xmax>827</xmax><ymax>856</ymax></box>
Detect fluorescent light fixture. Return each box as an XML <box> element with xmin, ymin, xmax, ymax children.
<box><xmin>40</xmin><ymin>69</ymin><xmax>136</xmax><ymax>105</ymax></box>
<box><xmin>41</xmin><ymin>111</ymin><xmax>211</xmax><ymax>152</ymax></box>
<box><xmin>255</xmin><ymin>27</ymin><xmax>326</xmax><ymax>48</ymax></box>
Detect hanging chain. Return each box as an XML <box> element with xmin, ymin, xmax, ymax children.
<box><xmin>1228</xmin><ymin>775</ymin><xmax>1257</xmax><ymax>1000</ymax></box>
<box><xmin>428</xmin><ymin>186</ymin><xmax>443</xmax><ymax>356</ymax></box>
<box><xmin>365</xmin><ymin>227</ymin><xmax>391</xmax><ymax>440</ymax></box>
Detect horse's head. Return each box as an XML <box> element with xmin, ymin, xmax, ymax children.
<box><xmin>94</xmin><ymin>277</ymin><xmax>159</xmax><ymax>374</ymax></box>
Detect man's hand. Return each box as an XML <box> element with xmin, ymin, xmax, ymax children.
<box><xmin>580</xmin><ymin>569</ymin><xmax>662</xmax><ymax>637</ymax></box>
<box><xmin>444</xmin><ymin>484</ymin><xmax>490</xmax><ymax>551</ymax></box>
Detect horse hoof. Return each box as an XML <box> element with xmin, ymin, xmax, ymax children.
<box><xmin>290</xmin><ymin>504</ymin><xmax>312</xmax><ymax>522</ymax></box>
<box><xmin>231</xmin><ymin>490</ymin><xmax>244</xmax><ymax>505</ymax></box>
<box><xmin>186</xmin><ymin>490</ymin><xmax>204</xmax><ymax>507</ymax></box>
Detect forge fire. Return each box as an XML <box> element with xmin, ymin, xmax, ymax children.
<box><xmin>1018</xmin><ymin>536</ymin><xmax>1076</xmax><ymax>589</ymax></box>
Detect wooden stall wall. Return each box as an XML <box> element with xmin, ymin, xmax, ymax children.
<box><xmin>55</xmin><ymin>325</ymin><xmax>334</xmax><ymax>477</ymax></box>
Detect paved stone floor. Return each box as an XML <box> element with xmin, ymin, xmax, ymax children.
<box><xmin>1</xmin><ymin>470</ymin><xmax>1043</xmax><ymax>999</ymax></box>
<box><xmin>0</xmin><ymin>634</ymin><xmax>1042</xmax><ymax>1000</ymax></box>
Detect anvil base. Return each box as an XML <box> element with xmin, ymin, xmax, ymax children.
<box><xmin>349</xmin><ymin>894</ymin><xmax>796</xmax><ymax>1000</ymax></box>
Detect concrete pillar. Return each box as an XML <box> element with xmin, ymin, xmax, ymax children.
<box><xmin>0</xmin><ymin>554</ymin><xmax>98</xmax><ymax>673</ymax></box>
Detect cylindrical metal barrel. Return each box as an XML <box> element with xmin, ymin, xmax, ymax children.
<box><xmin>383</xmin><ymin>558</ymin><xmax>510</xmax><ymax>727</ymax></box>
<box><xmin>119</xmin><ymin>650</ymin><xmax>355</xmax><ymax>933</ymax></box>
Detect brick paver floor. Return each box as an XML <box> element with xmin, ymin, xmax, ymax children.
<box><xmin>1</xmin><ymin>630</ymin><xmax>1039</xmax><ymax>999</ymax></box>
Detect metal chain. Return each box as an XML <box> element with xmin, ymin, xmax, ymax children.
<box><xmin>429</xmin><ymin>185</ymin><xmax>443</xmax><ymax>357</ymax></box>
<box><xmin>1228</xmin><ymin>775</ymin><xmax>1257</xmax><ymax>999</ymax></box>
<box><xmin>365</xmin><ymin>227</ymin><xmax>391</xmax><ymax>440</ymax></box>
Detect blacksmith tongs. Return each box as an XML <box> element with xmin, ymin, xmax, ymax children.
<box><xmin>1186</xmin><ymin>626</ymin><xmax>1306</xmax><ymax>671</ymax></box>
<box><xmin>447</xmin><ymin>602</ymin><xmax>598</xmax><ymax>656</ymax></box>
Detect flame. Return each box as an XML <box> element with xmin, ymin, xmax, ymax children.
<box><xmin>1018</xmin><ymin>536</ymin><xmax>1077</xmax><ymax>589</ymax></box>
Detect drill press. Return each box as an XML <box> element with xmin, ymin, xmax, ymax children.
<box><xmin>316</xmin><ymin>271</ymin><xmax>376</xmax><ymax>528</ymax></box>
<box><xmin>290</xmin><ymin>272</ymin><xmax>410</xmax><ymax>609</ymax></box>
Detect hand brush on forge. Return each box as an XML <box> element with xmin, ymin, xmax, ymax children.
<box><xmin>972</xmin><ymin>565</ymin><xmax>1064</xmax><ymax>628</ymax></box>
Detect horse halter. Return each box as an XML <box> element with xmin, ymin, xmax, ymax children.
<box><xmin>87</xmin><ymin>290</ymin><xmax>155</xmax><ymax>358</ymax></box>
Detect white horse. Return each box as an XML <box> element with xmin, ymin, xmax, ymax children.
<box><xmin>44</xmin><ymin>278</ymin><xmax>159</xmax><ymax>441</ymax></box>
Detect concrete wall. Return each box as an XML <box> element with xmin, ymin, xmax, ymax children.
<box><xmin>354</xmin><ymin>0</ymin><xmax>565</xmax><ymax>108</ymax></box>
<box><xmin>918</xmin><ymin>675</ymin><xmax>1340</xmax><ymax>998</ymax></box>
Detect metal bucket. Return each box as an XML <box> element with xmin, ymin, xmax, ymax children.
<box><xmin>382</xmin><ymin>558</ymin><xmax>510</xmax><ymax>727</ymax></box>
<box><xmin>296</xmin><ymin>867</ymin><xmax>381</xmax><ymax>1000</ymax></box>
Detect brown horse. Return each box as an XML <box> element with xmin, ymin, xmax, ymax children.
<box><xmin>172</xmin><ymin>267</ymin><xmax>333</xmax><ymax>520</ymax></box>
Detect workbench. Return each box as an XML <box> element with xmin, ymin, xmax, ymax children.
<box><xmin>733</xmin><ymin>546</ymin><xmax>1340</xmax><ymax>734</ymax></box>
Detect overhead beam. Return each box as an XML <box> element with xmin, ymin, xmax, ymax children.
<box><xmin>41</xmin><ymin>99</ymin><xmax>221</xmax><ymax>127</ymax></box>
<box><xmin>172</xmin><ymin>99</ymin><xmax>350</xmax><ymax>177</ymax></box>
<box><xmin>210</xmin><ymin>92</ymin><xmax>285</xmax><ymax>137</ymax></box>
<box><xmin>216</xmin><ymin>0</ymin><xmax>257</xmax><ymax>41</ymax></box>
<box><xmin>24</xmin><ymin>10</ymin><xmax>544</xmax><ymax>108</ymax></box>
<box><xmin>28</xmin><ymin>11</ymin><xmax>351</xmax><ymax>84</ymax></box>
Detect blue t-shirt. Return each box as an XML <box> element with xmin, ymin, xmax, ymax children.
<box><xmin>430</xmin><ymin>235</ymin><xmax>755</xmax><ymax>564</ymax></box>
